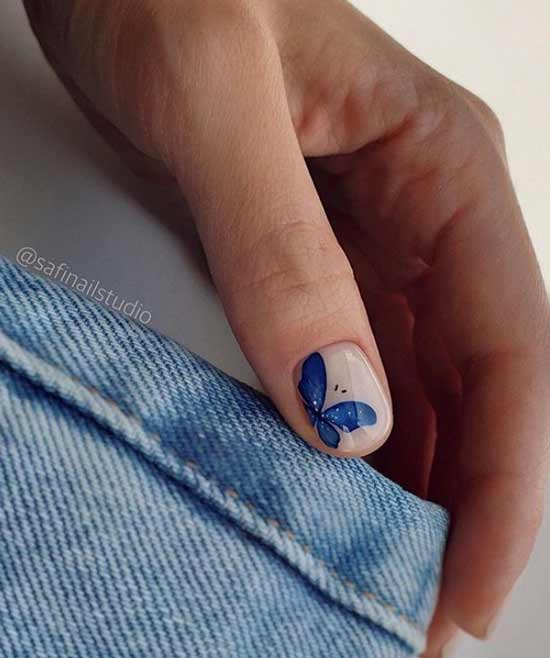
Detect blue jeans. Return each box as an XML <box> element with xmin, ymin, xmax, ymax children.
<box><xmin>0</xmin><ymin>256</ymin><xmax>448</xmax><ymax>657</ymax></box>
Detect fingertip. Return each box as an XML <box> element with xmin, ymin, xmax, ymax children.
<box><xmin>293</xmin><ymin>341</ymin><xmax>393</xmax><ymax>457</ymax></box>
<box><xmin>436</xmin><ymin>487</ymin><xmax>532</xmax><ymax>641</ymax></box>
<box><xmin>449</xmin><ymin>598</ymin><xmax>506</xmax><ymax>641</ymax></box>
<box><xmin>421</xmin><ymin>608</ymin><xmax>462</xmax><ymax>657</ymax></box>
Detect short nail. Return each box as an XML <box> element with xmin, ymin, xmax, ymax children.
<box><xmin>441</xmin><ymin>632</ymin><xmax>463</xmax><ymax>657</ymax></box>
<box><xmin>474</xmin><ymin>594</ymin><xmax>510</xmax><ymax>640</ymax></box>
<box><xmin>481</xmin><ymin>605</ymin><xmax>505</xmax><ymax>640</ymax></box>
<box><xmin>295</xmin><ymin>341</ymin><xmax>392</xmax><ymax>453</ymax></box>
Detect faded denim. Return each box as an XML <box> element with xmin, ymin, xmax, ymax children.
<box><xmin>0</xmin><ymin>257</ymin><xmax>448</xmax><ymax>657</ymax></box>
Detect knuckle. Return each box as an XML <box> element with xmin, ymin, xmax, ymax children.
<box><xmin>181</xmin><ymin>0</ymin><xmax>269</xmax><ymax>70</ymax></box>
<box><xmin>463</xmin><ymin>91</ymin><xmax>506</xmax><ymax>146</ymax></box>
<box><xmin>226</xmin><ymin>215</ymin><xmax>354</xmax><ymax>318</ymax></box>
<box><xmin>222</xmin><ymin>214</ymin><xmax>360</xmax><ymax>364</ymax></box>
<box><xmin>409</xmin><ymin>72</ymin><xmax>459</xmax><ymax>135</ymax></box>
<box><xmin>412</xmin><ymin>73</ymin><xmax>505</xmax><ymax>151</ymax></box>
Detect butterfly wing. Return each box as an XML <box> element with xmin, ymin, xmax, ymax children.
<box><xmin>297</xmin><ymin>352</ymin><xmax>326</xmax><ymax>412</ymax></box>
<box><xmin>322</xmin><ymin>401</ymin><xmax>377</xmax><ymax>433</ymax></box>
<box><xmin>304</xmin><ymin>404</ymin><xmax>318</xmax><ymax>427</ymax></box>
<box><xmin>315</xmin><ymin>418</ymin><xmax>341</xmax><ymax>449</ymax></box>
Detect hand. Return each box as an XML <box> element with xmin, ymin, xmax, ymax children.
<box><xmin>23</xmin><ymin>0</ymin><xmax>550</xmax><ymax>652</ymax></box>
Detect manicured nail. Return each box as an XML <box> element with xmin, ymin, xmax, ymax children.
<box><xmin>295</xmin><ymin>341</ymin><xmax>392</xmax><ymax>453</ymax></box>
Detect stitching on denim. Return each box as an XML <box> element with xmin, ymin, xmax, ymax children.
<box><xmin>0</xmin><ymin>334</ymin><xmax>426</xmax><ymax>648</ymax></box>
<box><xmin>176</xmin><ymin>457</ymin><xmax>420</xmax><ymax>630</ymax></box>
<box><xmin>0</xmin><ymin>339</ymin><xmax>424</xmax><ymax>637</ymax></box>
<box><xmin>161</xmin><ymin>435</ymin><xmax>422</xmax><ymax>634</ymax></box>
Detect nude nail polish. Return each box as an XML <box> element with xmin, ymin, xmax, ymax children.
<box><xmin>295</xmin><ymin>341</ymin><xmax>392</xmax><ymax>453</ymax></box>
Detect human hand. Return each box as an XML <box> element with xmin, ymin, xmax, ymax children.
<box><xmin>23</xmin><ymin>0</ymin><xmax>550</xmax><ymax>653</ymax></box>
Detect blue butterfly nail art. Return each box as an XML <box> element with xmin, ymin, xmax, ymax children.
<box><xmin>298</xmin><ymin>352</ymin><xmax>377</xmax><ymax>449</ymax></box>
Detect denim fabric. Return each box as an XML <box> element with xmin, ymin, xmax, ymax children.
<box><xmin>0</xmin><ymin>256</ymin><xmax>448</xmax><ymax>657</ymax></box>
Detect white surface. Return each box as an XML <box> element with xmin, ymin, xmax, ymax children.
<box><xmin>1</xmin><ymin>1</ymin><xmax>548</xmax><ymax>656</ymax></box>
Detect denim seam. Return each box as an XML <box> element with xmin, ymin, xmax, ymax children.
<box><xmin>0</xmin><ymin>331</ymin><xmax>426</xmax><ymax>654</ymax></box>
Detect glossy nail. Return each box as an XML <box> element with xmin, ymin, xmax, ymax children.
<box><xmin>295</xmin><ymin>341</ymin><xmax>392</xmax><ymax>454</ymax></box>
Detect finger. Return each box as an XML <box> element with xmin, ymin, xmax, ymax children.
<box><xmin>421</xmin><ymin>607</ymin><xmax>460</xmax><ymax>657</ymax></box>
<box><xmin>163</xmin><ymin>21</ymin><xmax>393</xmax><ymax>457</ymax></box>
<box><xmin>325</xmin><ymin>210</ymin><xmax>435</xmax><ymax>493</ymax></box>
<box><xmin>441</xmin><ymin>351</ymin><xmax>549</xmax><ymax>637</ymax></box>
<box><xmin>316</xmin><ymin>75</ymin><xmax>550</xmax><ymax>633</ymax></box>
<box><xmin>412</xmin><ymin>158</ymin><xmax>550</xmax><ymax>637</ymax></box>
<box><xmin>23</xmin><ymin>1</ymin><xmax>393</xmax><ymax>457</ymax></box>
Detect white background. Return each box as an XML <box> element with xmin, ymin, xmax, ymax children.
<box><xmin>1</xmin><ymin>1</ymin><xmax>548</xmax><ymax>656</ymax></box>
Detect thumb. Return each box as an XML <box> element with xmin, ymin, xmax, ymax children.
<box><xmin>24</xmin><ymin>0</ymin><xmax>392</xmax><ymax>457</ymax></box>
<box><xmin>165</xmin><ymin>29</ymin><xmax>392</xmax><ymax>457</ymax></box>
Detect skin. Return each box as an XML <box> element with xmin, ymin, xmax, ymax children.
<box><xmin>23</xmin><ymin>0</ymin><xmax>550</xmax><ymax>654</ymax></box>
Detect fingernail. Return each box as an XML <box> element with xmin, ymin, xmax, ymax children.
<box><xmin>474</xmin><ymin>595</ymin><xmax>510</xmax><ymax>640</ymax></box>
<box><xmin>481</xmin><ymin>605</ymin><xmax>505</xmax><ymax>640</ymax></box>
<box><xmin>441</xmin><ymin>632</ymin><xmax>463</xmax><ymax>657</ymax></box>
<box><xmin>295</xmin><ymin>341</ymin><xmax>392</xmax><ymax>454</ymax></box>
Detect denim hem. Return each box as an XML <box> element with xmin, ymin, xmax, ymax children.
<box><xmin>0</xmin><ymin>330</ymin><xmax>427</xmax><ymax>654</ymax></box>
